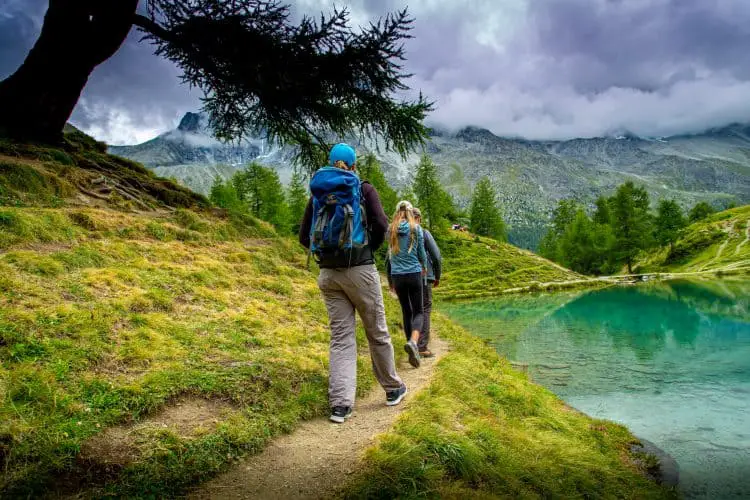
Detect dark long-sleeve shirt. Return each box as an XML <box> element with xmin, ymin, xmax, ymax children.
<box><xmin>423</xmin><ymin>229</ymin><xmax>442</xmax><ymax>282</ymax></box>
<box><xmin>299</xmin><ymin>181</ymin><xmax>389</xmax><ymax>266</ymax></box>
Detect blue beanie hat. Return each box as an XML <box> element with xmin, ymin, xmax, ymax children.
<box><xmin>329</xmin><ymin>143</ymin><xmax>357</xmax><ymax>168</ymax></box>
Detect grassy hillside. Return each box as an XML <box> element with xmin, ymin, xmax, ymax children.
<box><xmin>1</xmin><ymin>137</ymin><xmax>670</xmax><ymax>497</ymax></box>
<box><xmin>0</xmin><ymin>134</ymin><xmax>412</xmax><ymax>496</ymax></box>
<box><xmin>434</xmin><ymin>231</ymin><xmax>584</xmax><ymax>300</ymax></box>
<box><xmin>0</xmin><ymin>128</ymin><xmax>206</xmax><ymax>212</ymax></box>
<box><xmin>0</xmin><ymin>205</ymin><xmax>372</xmax><ymax>497</ymax></box>
<box><xmin>635</xmin><ymin>205</ymin><xmax>750</xmax><ymax>274</ymax></box>
<box><xmin>341</xmin><ymin>316</ymin><xmax>675</xmax><ymax>499</ymax></box>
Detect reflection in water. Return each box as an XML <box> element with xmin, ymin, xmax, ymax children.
<box><xmin>442</xmin><ymin>279</ymin><xmax>750</xmax><ymax>499</ymax></box>
<box><xmin>555</xmin><ymin>285</ymin><xmax>702</xmax><ymax>360</ymax></box>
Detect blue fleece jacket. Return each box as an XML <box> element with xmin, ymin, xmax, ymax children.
<box><xmin>388</xmin><ymin>221</ymin><xmax>427</xmax><ymax>275</ymax></box>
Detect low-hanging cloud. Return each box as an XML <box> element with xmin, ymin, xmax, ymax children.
<box><xmin>392</xmin><ymin>0</ymin><xmax>750</xmax><ymax>138</ymax></box>
<box><xmin>2</xmin><ymin>0</ymin><xmax>750</xmax><ymax>143</ymax></box>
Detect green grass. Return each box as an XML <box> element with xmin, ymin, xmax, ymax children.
<box><xmin>636</xmin><ymin>205</ymin><xmax>750</xmax><ymax>274</ymax></box>
<box><xmin>0</xmin><ymin>206</ymin><xmax>409</xmax><ymax>497</ymax></box>
<box><xmin>340</xmin><ymin>316</ymin><xmax>676</xmax><ymax>499</ymax></box>
<box><xmin>0</xmin><ymin>136</ymin><xmax>670</xmax><ymax>498</ymax></box>
<box><xmin>0</xmin><ymin>128</ymin><xmax>206</xmax><ymax>211</ymax></box>
<box><xmin>434</xmin><ymin>231</ymin><xmax>584</xmax><ymax>299</ymax></box>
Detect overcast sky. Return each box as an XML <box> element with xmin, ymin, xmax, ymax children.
<box><xmin>3</xmin><ymin>0</ymin><xmax>750</xmax><ymax>144</ymax></box>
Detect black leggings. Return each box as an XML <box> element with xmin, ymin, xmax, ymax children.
<box><xmin>391</xmin><ymin>272</ymin><xmax>424</xmax><ymax>341</ymax></box>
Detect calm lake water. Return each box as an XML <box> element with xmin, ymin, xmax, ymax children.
<box><xmin>441</xmin><ymin>280</ymin><xmax>750</xmax><ymax>499</ymax></box>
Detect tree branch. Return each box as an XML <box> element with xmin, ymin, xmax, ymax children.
<box><xmin>132</xmin><ymin>13</ymin><xmax>174</xmax><ymax>42</ymax></box>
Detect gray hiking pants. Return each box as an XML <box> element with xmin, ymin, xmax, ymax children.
<box><xmin>318</xmin><ymin>265</ymin><xmax>404</xmax><ymax>408</ymax></box>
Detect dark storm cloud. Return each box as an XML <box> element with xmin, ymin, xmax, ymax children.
<box><xmin>4</xmin><ymin>0</ymin><xmax>750</xmax><ymax>142</ymax></box>
<box><xmin>374</xmin><ymin>0</ymin><xmax>750</xmax><ymax>139</ymax></box>
<box><xmin>528</xmin><ymin>0</ymin><xmax>750</xmax><ymax>92</ymax></box>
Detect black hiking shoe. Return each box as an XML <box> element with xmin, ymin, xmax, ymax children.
<box><xmin>329</xmin><ymin>406</ymin><xmax>352</xmax><ymax>424</ymax></box>
<box><xmin>404</xmin><ymin>340</ymin><xmax>421</xmax><ymax>368</ymax></box>
<box><xmin>386</xmin><ymin>384</ymin><xmax>408</xmax><ymax>406</ymax></box>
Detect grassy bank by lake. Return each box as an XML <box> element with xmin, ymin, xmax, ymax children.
<box><xmin>341</xmin><ymin>313</ymin><xmax>676</xmax><ymax>499</ymax></box>
<box><xmin>434</xmin><ymin>231</ymin><xmax>585</xmax><ymax>300</ymax></box>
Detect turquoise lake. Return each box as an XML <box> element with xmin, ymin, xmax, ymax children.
<box><xmin>441</xmin><ymin>280</ymin><xmax>750</xmax><ymax>499</ymax></box>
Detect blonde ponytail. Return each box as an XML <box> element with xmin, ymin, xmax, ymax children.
<box><xmin>388</xmin><ymin>201</ymin><xmax>417</xmax><ymax>255</ymax></box>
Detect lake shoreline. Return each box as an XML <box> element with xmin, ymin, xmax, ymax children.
<box><xmin>439</xmin><ymin>267</ymin><xmax>750</xmax><ymax>301</ymax></box>
<box><xmin>338</xmin><ymin>313</ymin><xmax>676</xmax><ymax>498</ymax></box>
<box><xmin>632</xmin><ymin>437</ymin><xmax>681</xmax><ymax>488</ymax></box>
<box><xmin>441</xmin><ymin>279</ymin><xmax>750</xmax><ymax>499</ymax></box>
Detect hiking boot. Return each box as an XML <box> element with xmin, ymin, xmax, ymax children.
<box><xmin>404</xmin><ymin>340</ymin><xmax>421</xmax><ymax>368</ymax></box>
<box><xmin>329</xmin><ymin>406</ymin><xmax>352</xmax><ymax>423</ymax></box>
<box><xmin>386</xmin><ymin>384</ymin><xmax>408</xmax><ymax>406</ymax></box>
<box><xmin>419</xmin><ymin>349</ymin><xmax>435</xmax><ymax>358</ymax></box>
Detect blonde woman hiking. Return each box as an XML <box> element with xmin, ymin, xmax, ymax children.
<box><xmin>299</xmin><ymin>143</ymin><xmax>407</xmax><ymax>424</ymax></box>
<box><xmin>386</xmin><ymin>200</ymin><xmax>427</xmax><ymax>368</ymax></box>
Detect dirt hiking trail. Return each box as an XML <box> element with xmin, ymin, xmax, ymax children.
<box><xmin>190</xmin><ymin>335</ymin><xmax>450</xmax><ymax>500</ymax></box>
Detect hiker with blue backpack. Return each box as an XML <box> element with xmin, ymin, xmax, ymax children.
<box><xmin>386</xmin><ymin>201</ymin><xmax>428</xmax><ymax>369</ymax></box>
<box><xmin>299</xmin><ymin>143</ymin><xmax>407</xmax><ymax>424</ymax></box>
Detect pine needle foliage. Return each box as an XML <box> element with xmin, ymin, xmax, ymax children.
<box><xmin>141</xmin><ymin>1</ymin><xmax>434</xmax><ymax>172</ymax></box>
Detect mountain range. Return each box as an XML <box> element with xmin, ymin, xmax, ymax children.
<box><xmin>109</xmin><ymin>112</ymin><xmax>750</xmax><ymax>249</ymax></box>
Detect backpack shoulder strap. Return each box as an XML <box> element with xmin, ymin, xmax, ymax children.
<box><xmin>358</xmin><ymin>181</ymin><xmax>369</xmax><ymax>223</ymax></box>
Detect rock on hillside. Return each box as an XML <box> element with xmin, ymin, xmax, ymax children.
<box><xmin>110</xmin><ymin>114</ymin><xmax>750</xmax><ymax>249</ymax></box>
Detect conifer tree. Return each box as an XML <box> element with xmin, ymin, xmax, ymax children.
<box><xmin>538</xmin><ymin>231</ymin><xmax>561</xmax><ymax>263</ymax></box>
<box><xmin>0</xmin><ymin>1</ymin><xmax>432</xmax><ymax>168</ymax></box>
<box><xmin>551</xmin><ymin>199</ymin><xmax>580</xmax><ymax>236</ymax></box>
<box><xmin>358</xmin><ymin>154</ymin><xmax>398</xmax><ymax>216</ymax></box>
<box><xmin>689</xmin><ymin>201</ymin><xmax>715</xmax><ymax>223</ymax></box>
<box><xmin>209</xmin><ymin>175</ymin><xmax>243</xmax><ymax>212</ymax></box>
<box><xmin>540</xmin><ymin>199</ymin><xmax>580</xmax><ymax>263</ymax></box>
<box><xmin>413</xmin><ymin>155</ymin><xmax>451</xmax><ymax>230</ymax></box>
<box><xmin>287</xmin><ymin>170</ymin><xmax>309</xmax><ymax>236</ymax></box>
<box><xmin>233</xmin><ymin>163</ymin><xmax>288</xmax><ymax>231</ymax></box>
<box><xmin>541</xmin><ymin>201</ymin><xmax>613</xmax><ymax>275</ymax></box>
<box><xmin>559</xmin><ymin>209</ymin><xmax>597</xmax><ymax>274</ymax></box>
<box><xmin>593</xmin><ymin>196</ymin><xmax>613</xmax><ymax>225</ymax></box>
<box><xmin>611</xmin><ymin>182</ymin><xmax>652</xmax><ymax>273</ymax></box>
<box><xmin>469</xmin><ymin>177</ymin><xmax>507</xmax><ymax>241</ymax></box>
<box><xmin>655</xmin><ymin>199</ymin><xmax>686</xmax><ymax>250</ymax></box>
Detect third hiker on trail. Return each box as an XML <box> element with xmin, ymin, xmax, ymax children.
<box><xmin>299</xmin><ymin>143</ymin><xmax>407</xmax><ymax>424</ymax></box>
<box><xmin>387</xmin><ymin>201</ymin><xmax>427</xmax><ymax>369</ymax></box>
<box><xmin>412</xmin><ymin>207</ymin><xmax>442</xmax><ymax>358</ymax></box>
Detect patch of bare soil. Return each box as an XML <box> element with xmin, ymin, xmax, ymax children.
<box><xmin>190</xmin><ymin>335</ymin><xmax>450</xmax><ymax>500</ymax></box>
<box><xmin>80</xmin><ymin>397</ymin><xmax>235</xmax><ymax>468</ymax></box>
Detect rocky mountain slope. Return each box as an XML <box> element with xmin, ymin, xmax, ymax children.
<box><xmin>110</xmin><ymin>114</ymin><xmax>750</xmax><ymax>249</ymax></box>
<box><xmin>108</xmin><ymin>113</ymin><xmax>296</xmax><ymax>194</ymax></box>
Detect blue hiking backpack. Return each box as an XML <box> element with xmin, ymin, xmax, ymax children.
<box><xmin>308</xmin><ymin>166</ymin><xmax>368</xmax><ymax>265</ymax></box>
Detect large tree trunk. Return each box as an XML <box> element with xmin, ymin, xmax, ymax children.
<box><xmin>0</xmin><ymin>0</ymin><xmax>138</xmax><ymax>143</ymax></box>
